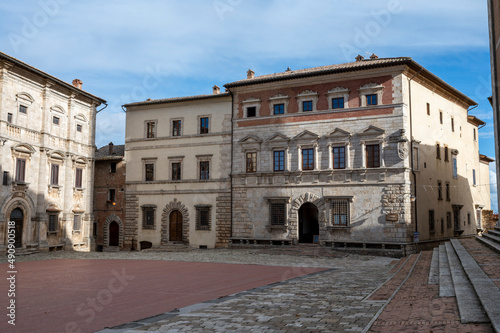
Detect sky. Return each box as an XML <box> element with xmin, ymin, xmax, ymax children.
<box><xmin>0</xmin><ymin>0</ymin><xmax>497</xmax><ymax>211</ymax></box>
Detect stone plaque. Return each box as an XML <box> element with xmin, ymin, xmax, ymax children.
<box><xmin>386</xmin><ymin>213</ymin><xmax>398</xmax><ymax>222</ymax></box>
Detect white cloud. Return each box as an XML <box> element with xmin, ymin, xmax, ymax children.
<box><xmin>490</xmin><ymin>162</ymin><xmax>498</xmax><ymax>213</ymax></box>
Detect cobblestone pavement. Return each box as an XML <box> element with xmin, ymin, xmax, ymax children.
<box><xmin>461</xmin><ymin>238</ymin><xmax>500</xmax><ymax>289</ymax></box>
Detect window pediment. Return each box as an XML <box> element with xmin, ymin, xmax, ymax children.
<box><xmin>297</xmin><ymin>90</ymin><xmax>318</xmax><ymax>97</ymax></box>
<box><xmin>269</xmin><ymin>94</ymin><xmax>290</xmax><ymax>101</ymax></box>
<box><xmin>294</xmin><ymin>130</ymin><xmax>319</xmax><ymax>141</ymax></box>
<box><xmin>327</xmin><ymin>87</ymin><xmax>349</xmax><ymax>94</ymax></box>
<box><xmin>51</xmin><ymin>105</ymin><xmax>66</xmax><ymax>115</ymax></box>
<box><xmin>75</xmin><ymin>113</ymin><xmax>88</xmax><ymax>123</ymax></box>
<box><xmin>47</xmin><ymin>150</ymin><xmax>67</xmax><ymax>160</ymax></box>
<box><xmin>46</xmin><ymin>203</ymin><xmax>62</xmax><ymax>212</ymax></box>
<box><xmin>16</xmin><ymin>92</ymin><xmax>34</xmax><ymax>104</ymax></box>
<box><xmin>241</xmin><ymin>97</ymin><xmax>262</xmax><ymax>104</ymax></box>
<box><xmin>359</xmin><ymin>83</ymin><xmax>384</xmax><ymax>91</ymax></box>
<box><xmin>239</xmin><ymin>134</ymin><xmax>263</xmax><ymax>144</ymax></box>
<box><xmin>358</xmin><ymin>125</ymin><xmax>385</xmax><ymax>138</ymax></box>
<box><xmin>268</xmin><ymin>133</ymin><xmax>290</xmax><ymax>143</ymax></box>
<box><xmin>328</xmin><ymin>128</ymin><xmax>351</xmax><ymax>139</ymax></box>
<box><xmin>12</xmin><ymin>143</ymin><xmax>36</xmax><ymax>155</ymax></box>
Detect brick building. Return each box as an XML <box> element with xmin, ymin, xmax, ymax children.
<box><xmin>125</xmin><ymin>56</ymin><xmax>491</xmax><ymax>255</ymax></box>
<box><xmin>93</xmin><ymin>142</ymin><xmax>127</xmax><ymax>251</ymax></box>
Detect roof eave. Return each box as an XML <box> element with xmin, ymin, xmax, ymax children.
<box><xmin>123</xmin><ymin>92</ymin><xmax>231</xmax><ymax>108</ymax></box>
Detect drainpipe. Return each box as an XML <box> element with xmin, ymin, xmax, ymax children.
<box><xmin>408</xmin><ymin>67</ymin><xmax>424</xmax><ymax>238</ymax></box>
<box><xmin>228</xmin><ymin>89</ymin><xmax>234</xmax><ymax>243</ymax></box>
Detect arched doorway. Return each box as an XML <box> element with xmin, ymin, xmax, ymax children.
<box><xmin>109</xmin><ymin>221</ymin><xmax>119</xmax><ymax>247</ymax></box>
<box><xmin>10</xmin><ymin>208</ymin><xmax>23</xmax><ymax>248</ymax></box>
<box><xmin>169</xmin><ymin>210</ymin><xmax>183</xmax><ymax>242</ymax></box>
<box><xmin>298</xmin><ymin>202</ymin><xmax>319</xmax><ymax>243</ymax></box>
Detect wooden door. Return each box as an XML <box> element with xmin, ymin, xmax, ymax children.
<box><xmin>109</xmin><ymin>221</ymin><xmax>119</xmax><ymax>246</ymax></box>
<box><xmin>10</xmin><ymin>208</ymin><xmax>23</xmax><ymax>248</ymax></box>
<box><xmin>169</xmin><ymin>211</ymin><xmax>183</xmax><ymax>242</ymax></box>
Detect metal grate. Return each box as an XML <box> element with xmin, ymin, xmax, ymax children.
<box><xmin>270</xmin><ymin>203</ymin><xmax>286</xmax><ymax>225</ymax></box>
<box><xmin>331</xmin><ymin>199</ymin><xmax>349</xmax><ymax>225</ymax></box>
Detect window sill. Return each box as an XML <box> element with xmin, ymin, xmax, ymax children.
<box><xmin>48</xmin><ymin>184</ymin><xmax>62</xmax><ymax>189</ymax></box>
<box><xmin>74</xmin><ymin>187</ymin><xmax>85</xmax><ymax>191</ymax></box>
<box><xmin>47</xmin><ymin>231</ymin><xmax>58</xmax><ymax>235</ymax></box>
<box><xmin>327</xmin><ymin>225</ymin><xmax>351</xmax><ymax>231</ymax></box>
<box><xmin>72</xmin><ymin>230</ymin><xmax>81</xmax><ymax>234</ymax></box>
<box><xmin>266</xmin><ymin>225</ymin><xmax>288</xmax><ymax>231</ymax></box>
<box><xmin>142</xmin><ymin>226</ymin><xmax>155</xmax><ymax>230</ymax></box>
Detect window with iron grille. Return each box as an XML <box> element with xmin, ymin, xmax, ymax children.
<box><xmin>172</xmin><ymin>120</ymin><xmax>182</xmax><ymax>136</ymax></box>
<box><xmin>273</xmin><ymin>150</ymin><xmax>285</xmax><ymax>172</ymax></box>
<box><xmin>331</xmin><ymin>199</ymin><xmax>350</xmax><ymax>226</ymax></box>
<box><xmin>366</xmin><ymin>144</ymin><xmax>380</xmax><ymax>168</ymax></box>
<box><xmin>437</xmin><ymin>181</ymin><xmax>442</xmax><ymax>200</ymax></box>
<box><xmin>172</xmin><ymin>162</ymin><xmax>181</xmax><ymax>180</ymax></box>
<box><xmin>73</xmin><ymin>215</ymin><xmax>81</xmax><ymax>231</ymax></box>
<box><xmin>302</xmin><ymin>148</ymin><xmax>314</xmax><ymax>170</ymax></box>
<box><xmin>15</xmin><ymin>158</ymin><xmax>26</xmax><ymax>182</ymax></box>
<box><xmin>3</xmin><ymin>171</ymin><xmax>9</xmax><ymax>186</ymax></box>
<box><xmin>246</xmin><ymin>152</ymin><xmax>257</xmax><ymax>172</ymax></box>
<box><xmin>200</xmin><ymin>117</ymin><xmax>209</xmax><ymax>134</ymax></box>
<box><xmin>142</xmin><ymin>207</ymin><xmax>155</xmax><ymax>229</ymax></box>
<box><xmin>200</xmin><ymin>161</ymin><xmax>210</xmax><ymax>180</ymax></box>
<box><xmin>48</xmin><ymin>214</ymin><xmax>58</xmax><ymax>232</ymax></box>
<box><xmin>444</xmin><ymin>146</ymin><xmax>449</xmax><ymax>161</ymax></box>
<box><xmin>146</xmin><ymin>121</ymin><xmax>156</xmax><ymax>138</ymax></box>
<box><xmin>195</xmin><ymin>205</ymin><xmax>211</xmax><ymax>230</ymax></box>
<box><xmin>303</xmin><ymin>100</ymin><xmax>313</xmax><ymax>112</ymax></box>
<box><xmin>332</xmin><ymin>97</ymin><xmax>344</xmax><ymax>109</ymax></box>
<box><xmin>145</xmin><ymin>163</ymin><xmax>154</xmax><ymax>181</ymax></box>
<box><xmin>273</xmin><ymin>103</ymin><xmax>285</xmax><ymax>115</ymax></box>
<box><xmin>270</xmin><ymin>203</ymin><xmax>286</xmax><ymax>226</ymax></box>
<box><xmin>50</xmin><ymin>164</ymin><xmax>59</xmax><ymax>185</ymax></box>
<box><xmin>436</xmin><ymin>143</ymin><xmax>441</xmax><ymax>159</ymax></box>
<box><xmin>333</xmin><ymin>146</ymin><xmax>345</xmax><ymax>169</ymax></box>
<box><xmin>429</xmin><ymin>210</ymin><xmax>435</xmax><ymax>232</ymax></box>
<box><xmin>75</xmin><ymin>168</ymin><xmax>83</xmax><ymax>188</ymax></box>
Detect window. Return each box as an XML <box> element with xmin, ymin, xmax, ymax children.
<box><xmin>366</xmin><ymin>94</ymin><xmax>377</xmax><ymax>106</ymax></box>
<box><xmin>302</xmin><ymin>101</ymin><xmax>313</xmax><ymax>112</ymax></box>
<box><xmin>333</xmin><ymin>147</ymin><xmax>346</xmax><ymax>169</ymax></box>
<box><xmin>3</xmin><ymin>171</ymin><xmax>8</xmax><ymax>186</ymax></box>
<box><xmin>75</xmin><ymin>168</ymin><xmax>83</xmax><ymax>188</ymax></box>
<box><xmin>444</xmin><ymin>146</ymin><xmax>449</xmax><ymax>162</ymax></box>
<box><xmin>332</xmin><ymin>97</ymin><xmax>344</xmax><ymax>109</ymax></box>
<box><xmin>246</xmin><ymin>152</ymin><xmax>257</xmax><ymax>173</ymax></box>
<box><xmin>429</xmin><ymin>210</ymin><xmax>435</xmax><ymax>232</ymax></box>
<box><xmin>427</xmin><ymin>103</ymin><xmax>430</xmax><ymax>115</ymax></box>
<box><xmin>7</xmin><ymin>113</ymin><xmax>12</xmax><ymax>123</ymax></box>
<box><xmin>302</xmin><ymin>148</ymin><xmax>314</xmax><ymax>171</ymax></box>
<box><xmin>468</xmin><ymin>212</ymin><xmax>471</xmax><ymax>225</ymax></box>
<box><xmin>473</xmin><ymin>169</ymin><xmax>476</xmax><ymax>186</ymax></box>
<box><xmin>331</xmin><ymin>199</ymin><xmax>350</xmax><ymax>226</ymax></box>
<box><xmin>73</xmin><ymin>215</ymin><xmax>81</xmax><ymax>231</ymax></box>
<box><xmin>452</xmin><ymin>156</ymin><xmax>457</xmax><ymax>178</ymax></box>
<box><xmin>270</xmin><ymin>203</ymin><xmax>286</xmax><ymax>226</ymax></box>
<box><xmin>446</xmin><ymin>183</ymin><xmax>450</xmax><ymax>201</ymax></box>
<box><xmin>145</xmin><ymin>163</ymin><xmax>154</xmax><ymax>181</ymax></box>
<box><xmin>366</xmin><ymin>144</ymin><xmax>380</xmax><ymax>168</ymax></box>
<box><xmin>447</xmin><ymin>212</ymin><xmax>452</xmax><ymax>229</ymax></box>
<box><xmin>53</xmin><ymin>116</ymin><xmax>60</xmax><ymax>125</ymax></box>
<box><xmin>273</xmin><ymin>150</ymin><xmax>285</xmax><ymax>172</ymax></box>
<box><xmin>473</xmin><ymin>129</ymin><xmax>477</xmax><ymax>141</ymax></box>
<box><xmin>200</xmin><ymin>117</ymin><xmax>209</xmax><ymax>134</ymax></box>
<box><xmin>438</xmin><ymin>181</ymin><xmax>442</xmax><ymax>200</ymax></box>
<box><xmin>451</xmin><ymin>117</ymin><xmax>455</xmax><ymax>132</ymax></box>
<box><xmin>441</xmin><ymin>218</ymin><xmax>444</xmax><ymax>233</ymax></box>
<box><xmin>273</xmin><ymin>103</ymin><xmax>285</xmax><ymax>115</ymax></box>
<box><xmin>110</xmin><ymin>162</ymin><xmax>117</xmax><ymax>173</ymax></box>
<box><xmin>15</xmin><ymin>158</ymin><xmax>26</xmax><ymax>182</ymax></box>
<box><xmin>200</xmin><ymin>161</ymin><xmax>210</xmax><ymax>180</ymax></box>
<box><xmin>247</xmin><ymin>106</ymin><xmax>256</xmax><ymax>117</ymax></box>
<box><xmin>19</xmin><ymin>105</ymin><xmax>27</xmax><ymax>114</ymax></box>
<box><xmin>76</xmin><ymin>124</ymin><xmax>82</xmax><ymax>132</ymax></box>
<box><xmin>436</xmin><ymin>144</ymin><xmax>441</xmax><ymax>159</ymax></box>
<box><xmin>108</xmin><ymin>189</ymin><xmax>116</xmax><ymax>203</ymax></box>
<box><xmin>439</xmin><ymin>111</ymin><xmax>443</xmax><ymax>124</ymax></box>
<box><xmin>142</xmin><ymin>207</ymin><xmax>155</xmax><ymax>229</ymax></box>
<box><xmin>195</xmin><ymin>205</ymin><xmax>211</xmax><ymax>230</ymax></box>
<box><xmin>50</xmin><ymin>164</ymin><xmax>59</xmax><ymax>186</ymax></box>
<box><xmin>172</xmin><ymin>120</ymin><xmax>182</xmax><ymax>136</ymax></box>
<box><xmin>48</xmin><ymin>214</ymin><xmax>58</xmax><ymax>232</ymax></box>
<box><xmin>172</xmin><ymin>162</ymin><xmax>181</xmax><ymax>180</ymax></box>
<box><xmin>146</xmin><ymin>121</ymin><xmax>156</xmax><ymax>138</ymax></box>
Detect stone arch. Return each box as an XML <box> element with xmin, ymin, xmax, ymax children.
<box><xmin>103</xmin><ymin>214</ymin><xmax>124</xmax><ymax>248</ymax></box>
<box><xmin>2</xmin><ymin>198</ymin><xmax>32</xmax><ymax>248</ymax></box>
<box><xmin>161</xmin><ymin>199</ymin><xmax>189</xmax><ymax>245</ymax></box>
<box><xmin>289</xmin><ymin>192</ymin><xmax>327</xmax><ymax>239</ymax></box>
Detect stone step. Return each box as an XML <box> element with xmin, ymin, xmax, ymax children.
<box><xmin>103</xmin><ymin>246</ymin><xmax>120</xmax><ymax>252</ymax></box>
<box><xmin>438</xmin><ymin>244</ymin><xmax>455</xmax><ymax>297</ymax></box>
<box><xmin>428</xmin><ymin>247</ymin><xmax>439</xmax><ymax>285</ymax></box>
<box><xmin>483</xmin><ymin>232</ymin><xmax>500</xmax><ymax>245</ymax></box>
<box><xmin>495</xmin><ymin>226</ymin><xmax>500</xmax><ymax>232</ymax></box>
<box><xmin>451</xmin><ymin>239</ymin><xmax>500</xmax><ymax>333</ymax></box>
<box><xmin>488</xmin><ymin>229</ymin><xmax>500</xmax><ymax>238</ymax></box>
<box><xmin>445</xmin><ymin>242</ymin><xmax>489</xmax><ymax>323</ymax></box>
<box><xmin>476</xmin><ymin>236</ymin><xmax>500</xmax><ymax>254</ymax></box>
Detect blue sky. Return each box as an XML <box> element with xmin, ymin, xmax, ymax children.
<box><xmin>0</xmin><ymin>0</ymin><xmax>497</xmax><ymax>210</ymax></box>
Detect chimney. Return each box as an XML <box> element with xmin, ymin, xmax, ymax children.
<box><xmin>286</xmin><ymin>67</ymin><xmax>292</xmax><ymax>72</ymax></box>
<box><xmin>247</xmin><ymin>69</ymin><xmax>255</xmax><ymax>79</ymax></box>
<box><xmin>108</xmin><ymin>142</ymin><xmax>114</xmax><ymax>155</ymax></box>
<box><xmin>355</xmin><ymin>55</ymin><xmax>364</xmax><ymax>62</ymax></box>
<box><xmin>213</xmin><ymin>85</ymin><xmax>220</xmax><ymax>94</ymax></box>
<box><xmin>370</xmin><ymin>53</ymin><xmax>379</xmax><ymax>60</ymax></box>
<box><xmin>72</xmin><ymin>79</ymin><xmax>83</xmax><ymax>89</ymax></box>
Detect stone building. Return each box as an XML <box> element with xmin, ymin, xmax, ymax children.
<box><xmin>0</xmin><ymin>51</ymin><xmax>105</xmax><ymax>253</ymax></box>
<box><xmin>93</xmin><ymin>142</ymin><xmax>127</xmax><ymax>251</ymax></box>
<box><xmin>125</xmin><ymin>56</ymin><xmax>491</xmax><ymax>255</ymax></box>
<box><xmin>123</xmin><ymin>88</ymin><xmax>231</xmax><ymax>249</ymax></box>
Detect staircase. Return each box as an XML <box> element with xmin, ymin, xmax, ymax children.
<box><xmin>476</xmin><ymin>225</ymin><xmax>500</xmax><ymax>254</ymax></box>
<box><xmin>428</xmin><ymin>238</ymin><xmax>500</xmax><ymax>332</ymax></box>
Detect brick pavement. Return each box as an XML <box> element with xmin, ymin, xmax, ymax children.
<box><xmin>461</xmin><ymin>239</ymin><xmax>500</xmax><ymax>289</ymax></box>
